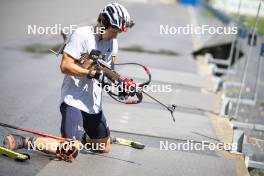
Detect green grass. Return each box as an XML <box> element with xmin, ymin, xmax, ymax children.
<box><xmin>207</xmin><ymin>0</ymin><xmax>264</xmax><ymax>36</ymax></box>
<box><xmin>200</xmin><ymin>8</ymin><xmax>216</xmax><ymax>19</ymax></box>
<box><xmin>23</xmin><ymin>44</ymin><xmax>179</xmax><ymax>57</ymax></box>
<box><xmin>120</xmin><ymin>46</ymin><xmax>179</xmax><ymax>56</ymax></box>
<box><xmin>256</xmin><ymin>100</ymin><xmax>264</xmax><ymax>107</ymax></box>
<box><xmin>245</xmin><ymin>16</ymin><xmax>264</xmax><ymax>36</ymax></box>
<box><xmin>23</xmin><ymin>44</ymin><xmax>61</xmax><ymax>54</ymax></box>
<box><xmin>229</xmin><ymin>14</ymin><xmax>264</xmax><ymax>36</ymax></box>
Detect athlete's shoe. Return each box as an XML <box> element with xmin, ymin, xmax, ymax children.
<box><xmin>1</xmin><ymin>134</ymin><xmax>28</xmax><ymax>150</ymax></box>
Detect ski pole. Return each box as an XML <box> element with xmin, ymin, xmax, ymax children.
<box><xmin>0</xmin><ymin>122</ymin><xmax>65</xmax><ymax>141</ymax></box>
<box><xmin>142</xmin><ymin>91</ymin><xmax>176</xmax><ymax>122</ymax></box>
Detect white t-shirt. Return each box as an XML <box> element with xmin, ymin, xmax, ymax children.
<box><xmin>61</xmin><ymin>26</ymin><xmax>118</xmax><ymax>114</ymax></box>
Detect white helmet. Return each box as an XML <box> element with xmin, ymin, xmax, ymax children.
<box><xmin>100</xmin><ymin>3</ymin><xmax>134</xmax><ymax>32</ymax></box>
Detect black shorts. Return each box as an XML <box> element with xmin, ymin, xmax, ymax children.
<box><xmin>60</xmin><ymin>102</ymin><xmax>110</xmax><ymax>140</ymax></box>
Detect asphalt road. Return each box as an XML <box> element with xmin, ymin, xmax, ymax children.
<box><xmin>0</xmin><ymin>0</ymin><xmax>241</xmax><ymax>176</ymax></box>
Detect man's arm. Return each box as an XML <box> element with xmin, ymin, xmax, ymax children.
<box><xmin>60</xmin><ymin>52</ymin><xmax>96</xmax><ymax>77</ymax></box>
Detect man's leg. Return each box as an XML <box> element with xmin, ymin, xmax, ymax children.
<box><xmin>85</xmin><ymin>136</ymin><xmax>110</xmax><ymax>153</ymax></box>
<box><xmin>2</xmin><ymin>134</ymin><xmax>62</xmax><ymax>153</ymax></box>
<box><xmin>60</xmin><ymin>102</ymin><xmax>84</xmax><ymax>140</ymax></box>
<box><xmin>1</xmin><ymin>134</ymin><xmax>28</xmax><ymax>150</ymax></box>
<box><xmin>82</xmin><ymin>111</ymin><xmax>110</xmax><ymax>153</ymax></box>
<box><xmin>2</xmin><ymin>134</ymin><xmax>80</xmax><ymax>160</ymax></box>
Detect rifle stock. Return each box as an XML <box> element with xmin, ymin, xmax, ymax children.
<box><xmin>78</xmin><ymin>53</ymin><xmax>121</xmax><ymax>83</ymax></box>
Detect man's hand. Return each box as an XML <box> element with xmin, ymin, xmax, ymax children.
<box><xmin>55</xmin><ymin>140</ymin><xmax>81</xmax><ymax>162</ymax></box>
<box><xmin>117</xmin><ymin>77</ymin><xmax>137</xmax><ymax>100</ymax></box>
<box><xmin>60</xmin><ymin>52</ymin><xmax>97</xmax><ymax>77</ymax></box>
<box><xmin>87</xmin><ymin>70</ymin><xmax>104</xmax><ymax>82</ymax></box>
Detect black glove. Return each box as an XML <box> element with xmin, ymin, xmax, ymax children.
<box><xmin>118</xmin><ymin>88</ymin><xmax>129</xmax><ymax>100</ymax></box>
<box><xmin>87</xmin><ymin>70</ymin><xmax>103</xmax><ymax>82</ymax></box>
<box><xmin>117</xmin><ymin>78</ymin><xmax>137</xmax><ymax>100</ymax></box>
<box><xmin>94</xmin><ymin>70</ymin><xmax>102</xmax><ymax>80</ymax></box>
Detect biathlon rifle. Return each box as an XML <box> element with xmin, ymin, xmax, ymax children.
<box><xmin>50</xmin><ymin>40</ymin><xmax>176</xmax><ymax>122</ymax></box>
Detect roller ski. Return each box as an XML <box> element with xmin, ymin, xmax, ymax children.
<box><xmin>110</xmin><ymin>136</ymin><xmax>145</xmax><ymax>149</ymax></box>
<box><xmin>0</xmin><ymin>134</ymin><xmax>30</xmax><ymax>161</ymax></box>
<box><xmin>0</xmin><ymin>146</ymin><xmax>30</xmax><ymax>161</ymax></box>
